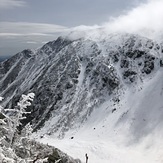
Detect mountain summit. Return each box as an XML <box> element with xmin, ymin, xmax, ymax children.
<box><xmin>0</xmin><ymin>33</ymin><xmax>163</xmax><ymax>162</ymax></box>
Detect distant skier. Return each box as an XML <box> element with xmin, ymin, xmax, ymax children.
<box><xmin>85</xmin><ymin>153</ymin><xmax>88</xmax><ymax>163</ymax></box>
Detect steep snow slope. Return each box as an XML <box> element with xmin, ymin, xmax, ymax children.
<box><xmin>1</xmin><ymin>33</ymin><xmax>163</xmax><ymax>162</ymax></box>
<box><xmin>38</xmin><ymin>68</ymin><xmax>163</xmax><ymax>163</ymax></box>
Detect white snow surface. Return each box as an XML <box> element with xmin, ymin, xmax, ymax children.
<box><xmin>34</xmin><ymin>67</ymin><xmax>163</xmax><ymax>163</ymax></box>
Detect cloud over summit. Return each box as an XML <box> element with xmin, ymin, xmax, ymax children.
<box><xmin>102</xmin><ymin>0</ymin><xmax>163</xmax><ymax>40</ymax></box>
<box><xmin>67</xmin><ymin>0</ymin><xmax>163</xmax><ymax>41</ymax></box>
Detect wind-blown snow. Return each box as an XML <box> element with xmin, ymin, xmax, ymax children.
<box><xmin>67</xmin><ymin>0</ymin><xmax>163</xmax><ymax>43</ymax></box>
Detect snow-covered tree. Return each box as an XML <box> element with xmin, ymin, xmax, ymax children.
<box><xmin>0</xmin><ymin>96</ymin><xmax>5</xmax><ymax>119</ymax></box>
<box><xmin>21</xmin><ymin>122</ymin><xmax>33</xmax><ymax>139</ymax></box>
<box><xmin>0</xmin><ymin>96</ymin><xmax>8</xmax><ymax>147</ymax></box>
<box><xmin>2</xmin><ymin>93</ymin><xmax>35</xmax><ymax>147</ymax></box>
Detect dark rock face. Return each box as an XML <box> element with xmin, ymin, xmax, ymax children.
<box><xmin>0</xmin><ymin>34</ymin><xmax>162</xmax><ymax>137</ymax></box>
<box><xmin>120</xmin><ymin>59</ymin><xmax>130</xmax><ymax>68</ymax></box>
<box><xmin>123</xmin><ymin>70</ymin><xmax>137</xmax><ymax>82</ymax></box>
<box><xmin>160</xmin><ymin>59</ymin><xmax>163</xmax><ymax>67</ymax></box>
<box><xmin>142</xmin><ymin>55</ymin><xmax>155</xmax><ymax>74</ymax></box>
<box><xmin>125</xmin><ymin>50</ymin><xmax>145</xmax><ymax>59</ymax></box>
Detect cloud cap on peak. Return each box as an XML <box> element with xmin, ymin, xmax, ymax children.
<box><xmin>101</xmin><ymin>0</ymin><xmax>163</xmax><ymax>40</ymax></box>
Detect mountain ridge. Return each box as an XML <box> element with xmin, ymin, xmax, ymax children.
<box><xmin>0</xmin><ymin>33</ymin><xmax>163</xmax><ymax>139</ymax></box>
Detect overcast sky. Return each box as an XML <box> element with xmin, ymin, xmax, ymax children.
<box><xmin>1</xmin><ymin>0</ymin><xmax>163</xmax><ymax>57</ymax></box>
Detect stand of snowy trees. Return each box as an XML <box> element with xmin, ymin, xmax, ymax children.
<box><xmin>0</xmin><ymin>93</ymin><xmax>81</xmax><ymax>163</ymax></box>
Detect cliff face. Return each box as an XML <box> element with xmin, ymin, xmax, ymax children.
<box><xmin>0</xmin><ymin>33</ymin><xmax>163</xmax><ymax>139</ymax></box>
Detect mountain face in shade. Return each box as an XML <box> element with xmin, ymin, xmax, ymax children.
<box><xmin>0</xmin><ymin>33</ymin><xmax>163</xmax><ymax>141</ymax></box>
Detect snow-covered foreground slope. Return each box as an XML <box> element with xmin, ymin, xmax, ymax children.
<box><xmin>37</xmin><ymin>68</ymin><xmax>163</xmax><ymax>163</ymax></box>
<box><xmin>39</xmin><ymin>137</ymin><xmax>162</xmax><ymax>163</ymax></box>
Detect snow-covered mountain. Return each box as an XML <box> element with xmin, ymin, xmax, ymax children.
<box><xmin>1</xmin><ymin>32</ymin><xmax>163</xmax><ymax>163</ymax></box>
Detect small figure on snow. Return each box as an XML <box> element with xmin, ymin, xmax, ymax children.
<box><xmin>85</xmin><ymin>153</ymin><xmax>88</xmax><ymax>163</ymax></box>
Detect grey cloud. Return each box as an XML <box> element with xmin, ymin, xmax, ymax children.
<box><xmin>0</xmin><ymin>34</ymin><xmax>63</xmax><ymax>57</ymax></box>
<box><xmin>0</xmin><ymin>22</ymin><xmax>69</xmax><ymax>35</ymax></box>
<box><xmin>0</xmin><ymin>0</ymin><xmax>26</xmax><ymax>9</ymax></box>
<box><xmin>0</xmin><ymin>0</ymin><xmax>143</xmax><ymax>26</ymax></box>
<box><xmin>0</xmin><ymin>22</ymin><xmax>70</xmax><ymax>56</ymax></box>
